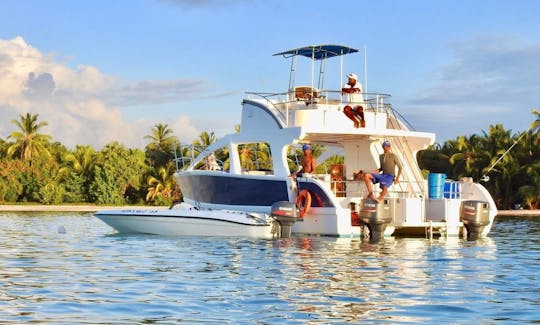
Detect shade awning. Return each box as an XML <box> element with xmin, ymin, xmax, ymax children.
<box><xmin>273</xmin><ymin>45</ymin><xmax>359</xmax><ymax>60</ymax></box>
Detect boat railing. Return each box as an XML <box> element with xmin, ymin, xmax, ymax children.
<box><xmin>246</xmin><ymin>90</ymin><xmax>396</xmax><ymax>127</ymax></box>
<box><xmin>173</xmin><ymin>157</ymin><xmax>193</xmax><ymax>171</ymax></box>
<box><xmin>299</xmin><ymin>175</ymin><xmax>427</xmax><ymax>199</ymax></box>
<box><xmin>245</xmin><ymin>91</ymin><xmax>291</xmax><ymax>126</ymax></box>
<box><xmin>173</xmin><ymin>145</ymin><xmax>224</xmax><ymax>172</ymax></box>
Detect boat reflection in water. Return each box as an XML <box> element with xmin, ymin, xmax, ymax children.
<box><xmin>270</xmin><ymin>235</ymin><xmax>497</xmax><ymax>322</ymax></box>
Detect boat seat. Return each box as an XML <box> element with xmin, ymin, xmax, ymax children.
<box><xmin>294</xmin><ymin>86</ymin><xmax>319</xmax><ymax>101</ymax></box>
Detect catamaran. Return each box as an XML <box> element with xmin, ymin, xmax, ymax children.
<box><xmin>174</xmin><ymin>44</ymin><xmax>497</xmax><ymax>240</ymax></box>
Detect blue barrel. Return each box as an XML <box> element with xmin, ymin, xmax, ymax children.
<box><xmin>444</xmin><ymin>181</ymin><xmax>460</xmax><ymax>198</ymax></box>
<box><xmin>428</xmin><ymin>173</ymin><xmax>446</xmax><ymax>199</ymax></box>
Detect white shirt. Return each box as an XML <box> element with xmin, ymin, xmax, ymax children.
<box><xmin>342</xmin><ymin>81</ymin><xmax>364</xmax><ymax>104</ymax></box>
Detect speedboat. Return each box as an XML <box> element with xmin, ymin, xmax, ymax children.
<box><xmin>174</xmin><ymin>44</ymin><xmax>497</xmax><ymax>240</ymax></box>
<box><xmin>95</xmin><ymin>202</ymin><xmax>279</xmax><ymax>238</ymax></box>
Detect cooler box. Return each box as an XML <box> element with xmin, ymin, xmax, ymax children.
<box><xmin>444</xmin><ymin>181</ymin><xmax>461</xmax><ymax>198</ymax></box>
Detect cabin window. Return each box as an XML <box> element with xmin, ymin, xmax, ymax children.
<box><xmin>237</xmin><ymin>142</ymin><xmax>273</xmax><ymax>175</ymax></box>
<box><xmin>190</xmin><ymin>146</ymin><xmax>228</xmax><ymax>171</ymax></box>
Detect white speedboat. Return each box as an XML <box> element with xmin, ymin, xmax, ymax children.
<box><xmin>174</xmin><ymin>44</ymin><xmax>497</xmax><ymax>240</ymax></box>
<box><xmin>95</xmin><ymin>202</ymin><xmax>279</xmax><ymax>238</ymax></box>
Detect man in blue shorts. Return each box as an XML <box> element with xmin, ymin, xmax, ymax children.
<box><xmin>355</xmin><ymin>140</ymin><xmax>402</xmax><ymax>202</ymax></box>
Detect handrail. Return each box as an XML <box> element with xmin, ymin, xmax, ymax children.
<box><xmin>245</xmin><ymin>91</ymin><xmax>290</xmax><ymax>126</ymax></box>
<box><xmin>245</xmin><ymin>90</ymin><xmax>394</xmax><ymax>127</ymax></box>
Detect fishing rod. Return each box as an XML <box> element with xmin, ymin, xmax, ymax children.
<box><xmin>480</xmin><ymin>125</ymin><xmax>533</xmax><ymax>182</ymax></box>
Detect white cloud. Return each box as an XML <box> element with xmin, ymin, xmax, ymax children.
<box><xmin>0</xmin><ymin>36</ymin><xmax>214</xmax><ymax>149</ymax></box>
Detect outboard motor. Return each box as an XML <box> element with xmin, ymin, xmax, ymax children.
<box><xmin>460</xmin><ymin>200</ymin><xmax>490</xmax><ymax>240</ymax></box>
<box><xmin>359</xmin><ymin>198</ymin><xmax>391</xmax><ymax>241</ymax></box>
<box><xmin>270</xmin><ymin>201</ymin><xmax>299</xmax><ymax>238</ymax></box>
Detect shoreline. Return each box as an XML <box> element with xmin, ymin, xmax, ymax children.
<box><xmin>0</xmin><ymin>205</ymin><xmax>168</xmax><ymax>212</ymax></box>
<box><xmin>0</xmin><ymin>204</ymin><xmax>538</xmax><ymax>217</ymax></box>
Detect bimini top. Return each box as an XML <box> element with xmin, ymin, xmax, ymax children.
<box><xmin>273</xmin><ymin>45</ymin><xmax>359</xmax><ymax>61</ymax></box>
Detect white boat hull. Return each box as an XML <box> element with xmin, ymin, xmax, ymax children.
<box><xmin>95</xmin><ymin>204</ymin><xmax>277</xmax><ymax>239</ymax></box>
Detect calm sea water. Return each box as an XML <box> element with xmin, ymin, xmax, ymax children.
<box><xmin>0</xmin><ymin>212</ymin><xmax>538</xmax><ymax>324</ymax></box>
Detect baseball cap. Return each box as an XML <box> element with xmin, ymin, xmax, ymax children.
<box><xmin>346</xmin><ymin>73</ymin><xmax>358</xmax><ymax>80</ymax></box>
<box><xmin>382</xmin><ymin>140</ymin><xmax>391</xmax><ymax>148</ymax></box>
<box><xmin>302</xmin><ymin>144</ymin><xmax>311</xmax><ymax>150</ymax></box>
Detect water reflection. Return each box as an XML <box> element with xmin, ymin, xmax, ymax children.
<box><xmin>0</xmin><ymin>213</ymin><xmax>537</xmax><ymax>323</ymax></box>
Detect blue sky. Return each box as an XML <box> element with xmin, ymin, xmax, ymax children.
<box><xmin>1</xmin><ymin>0</ymin><xmax>539</xmax><ymax>148</ymax></box>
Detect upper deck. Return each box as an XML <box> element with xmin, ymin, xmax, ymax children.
<box><xmin>239</xmin><ymin>44</ymin><xmax>435</xmax><ymax>147</ymax></box>
<box><xmin>241</xmin><ymin>88</ymin><xmax>435</xmax><ymax>147</ymax></box>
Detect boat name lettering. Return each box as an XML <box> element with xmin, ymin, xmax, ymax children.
<box><xmin>121</xmin><ymin>209</ymin><xmax>159</xmax><ymax>213</ymax></box>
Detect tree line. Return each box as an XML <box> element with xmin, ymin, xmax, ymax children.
<box><xmin>1</xmin><ymin>111</ymin><xmax>539</xmax><ymax>209</ymax></box>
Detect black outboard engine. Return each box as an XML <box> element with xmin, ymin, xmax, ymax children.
<box><xmin>270</xmin><ymin>201</ymin><xmax>299</xmax><ymax>238</ymax></box>
<box><xmin>359</xmin><ymin>198</ymin><xmax>391</xmax><ymax>241</ymax></box>
<box><xmin>460</xmin><ymin>200</ymin><xmax>490</xmax><ymax>240</ymax></box>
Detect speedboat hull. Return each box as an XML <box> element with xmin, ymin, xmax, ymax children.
<box><xmin>95</xmin><ymin>203</ymin><xmax>277</xmax><ymax>239</ymax></box>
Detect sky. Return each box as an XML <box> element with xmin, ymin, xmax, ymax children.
<box><xmin>0</xmin><ymin>0</ymin><xmax>539</xmax><ymax>149</ymax></box>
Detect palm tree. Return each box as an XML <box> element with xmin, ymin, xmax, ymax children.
<box><xmin>7</xmin><ymin>113</ymin><xmax>52</xmax><ymax>161</ymax></box>
<box><xmin>529</xmin><ymin>109</ymin><xmax>540</xmax><ymax>143</ymax></box>
<box><xmin>144</xmin><ymin>123</ymin><xmax>179</xmax><ymax>168</ymax></box>
<box><xmin>238</xmin><ymin>143</ymin><xmax>257</xmax><ymax>170</ymax></box>
<box><xmin>192</xmin><ymin>131</ymin><xmax>217</xmax><ymax>150</ymax></box>
<box><xmin>319</xmin><ymin>154</ymin><xmax>344</xmax><ymax>174</ymax></box>
<box><xmin>448</xmin><ymin>134</ymin><xmax>488</xmax><ymax>179</ymax></box>
<box><xmin>146</xmin><ymin>165</ymin><xmax>176</xmax><ymax>203</ymax></box>
<box><xmin>63</xmin><ymin>145</ymin><xmax>96</xmax><ymax>177</ymax></box>
<box><xmin>145</xmin><ymin>123</ymin><xmax>178</xmax><ymax>150</ymax></box>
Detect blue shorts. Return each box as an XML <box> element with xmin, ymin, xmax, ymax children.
<box><xmin>369</xmin><ymin>173</ymin><xmax>395</xmax><ymax>189</ymax></box>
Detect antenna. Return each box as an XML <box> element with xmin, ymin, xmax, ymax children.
<box><xmin>364</xmin><ymin>45</ymin><xmax>368</xmax><ymax>94</ymax></box>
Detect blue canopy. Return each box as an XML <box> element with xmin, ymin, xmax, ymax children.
<box><xmin>273</xmin><ymin>45</ymin><xmax>359</xmax><ymax>60</ymax></box>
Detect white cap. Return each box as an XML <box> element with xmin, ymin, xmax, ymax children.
<box><xmin>346</xmin><ymin>73</ymin><xmax>358</xmax><ymax>80</ymax></box>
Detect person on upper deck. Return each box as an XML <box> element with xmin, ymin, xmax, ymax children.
<box><xmin>291</xmin><ymin>144</ymin><xmax>317</xmax><ymax>178</ymax></box>
<box><xmin>342</xmin><ymin>73</ymin><xmax>365</xmax><ymax>128</ymax></box>
<box><xmin>354</xmin><ymin>140</ymin><xmax>402</xmax><ymax>202</ymax></box>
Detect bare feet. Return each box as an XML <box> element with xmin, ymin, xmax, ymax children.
<box><xmin>353</xmin><ymin>121</ymin><xmax>359</xmax><ymax>128</ymax></box>
<box><xmin>367</xmin><ymin>193</ymin><xmax>375</xmax><ymax>199</ymax></box>
<box><xmin>367</xmin><ymin>192</ymin><xmax>381</xmax><ymax>203</ymax></box>
<box><xmin>360</xmin><ymin>120</ymin><xmax>366</xmax><ymax>128</ymax></box>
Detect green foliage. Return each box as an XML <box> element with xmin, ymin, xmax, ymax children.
<box><xmin>89</xmin><ymin>166</ymin><xmax>126</xmax><ymax>205</ymax></box>
<box><xmin>318</xmin><ymin>154</ymin><xmax>344</xmax><ymax>174</ymax></box>
<box><xmin>417</xmin><ymin>111</ymin><xmax>540</xmax><ymax>209</ymax></box>
<box><xmin>39</xmin><ymin>182</ymin><xmax>65</xmax><ymax>205</ymax></box>
<box><xmin>0</xmin><ymin>159</ymin><xmax>25</xmax><ymax>202</ymax></box>
<box><xmin>144</xmin><ymin>123</ymin><xmax>179</xmax><ymax>169</ymax></box>
<box><xmin>2</xmin><ymin>110</ymin><xmax>540</xmax><ymax>209</ymax></box>
<box><xmin>7</xmin><ymin>113</ymin><xmax>52</xmax><ymax>161</ymax></box>
<box><xmin>88</xmin><ymin>142</ymin><xmax>148</xmax><ymax>205</ymax></box>
<box><xmin>62</xmin><ymin>172</ymin><xmax>86</xmax><ymax>203</ymax></box>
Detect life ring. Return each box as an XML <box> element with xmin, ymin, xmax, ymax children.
<box><xmin>296</xmin><ymin>189</ymin><xmax>312</xmax><ymax>218</ymax></box>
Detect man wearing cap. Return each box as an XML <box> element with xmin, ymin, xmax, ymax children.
<box><xmin>356</xmin><ymin>140</ymin><xmax>402</xmax><ymax>202</ymax></box>
<box><xmin>342</xmin><ymin>73</ymin><xmax>365</xmax><ymax>128</ymax></box>
<box><xmin>291</xmin><ymin>144</ymin><xmax>317</xmax><ymax>178</ymax></box>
